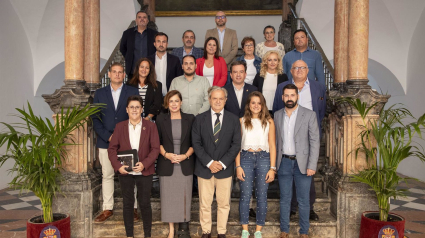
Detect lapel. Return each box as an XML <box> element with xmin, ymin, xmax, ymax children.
<box><xmin>166</xmin><ymin>53</ymin><xmax>171</xmax><ymax>81</ymax></box>
<box><xmin>309</xmin><ymin>80</ymin><xmax>319</xmax><ymax>113</ymax></box>
<box><xmin>278</xmin><ymin>111</ymin><xmax>285</xmax><ymax>145</ymax></box>
<box><xmin>123</xmin><ymin>121</ymin><xmax>131</xmax><ymax>149</ymax></box>
<box><xmin>241</xmin><ymin>86</ymin><xmax>251</xmax><ymax>110</ymax></box>
<box><xmin>105</xmin><ymin>86</ymin><xmax>115</xmax><ymax>113</ymax></box>
<box><xmin>164</xmin><ymin>114</ymin><xmax>173</xmax><ymax>144</ymax></box>
<box><xmin>215</xmin><ymin>111</ymin><xmax>228</xmax><ymax>147</ymax></box>
<box><xmin>294</xmin><ymin>106</ymin><xmax>305</xmax><ymax>136</ymax></box>
<box><xmin>138</xmin><ymin>122</ymin><xmax>148</xmax><ymax>153</ymax></box>
<box><xmin>116</xmin><ymin>85</ymin><xmax>127</xmax><ymax>113</ymax></box>
<box><xmin>223</xmin><ymin>29</ymin><xmax>230</xmax><ymax>52</ymax></box>
<box><xmin>180</xmin><ymin>114</ymin><xmax>189</xmax><ymax>144</ymax></box>
<box><xmin>205</xmin><ymin>111</ymin><xmax>215</xmax><ymax>146</ymax></box>
<box><xmin>227</xmin><ymin>85</ymin><xmax>239</xmax><ymax>110</ymax></box>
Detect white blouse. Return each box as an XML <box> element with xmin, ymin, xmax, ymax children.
<box><xmin>241</xmin><ymin>118</ymin><xmax>270</xmax><ymax>152</ymax></box>
<box><xmin>245</xmin><ymin>58</ymin><xmax>256</xmax><ymax>85</ymax></box>
<box><xmin>203</xmin><ymin>64</ymin><xmax>215</xmax><ymax>86</ymax></box>
<box><xmin>262</xmin><ymin>72</ymin><xmax>278</xmax><ymax>110</ymax></box>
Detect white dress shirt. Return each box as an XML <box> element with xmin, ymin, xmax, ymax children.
<box><xmin>245</xmin><ymin>58</ymin><xmax>256</xmax><ymax>85</ymax></box>
<box><xmin>294</xmin><ymin>78</ymin><xmax>313</xmax><ymax>110</ymax></box>
<box><xmin>207</xmin><ymin>108</ymin><xmax>227</xmax><ymax>170</ymax></box>
<box><xmin>283</xmin><ymin>106</ymin><xmax>299</xmax><ymax>156</ymax></box>
<box><xmin>217</xmin><ymin>28</ymin><xmax>225</xmax><ymax>52</ymax></box>
<box><xmin>111</xmin><ymin>83</ymin><xmax>123</xmax><ymax>110</ymax></box>
<box><xmin>128</xmin><ymin>120</ymin><xmax>143</xmax><ymax>175</ymax></box>
<box><xmin>233</xmin><ymin>83</ymin><xmax>244</xmax><ymax>109</ymax></box>
<box><xmin>155</xmin><ymin>53</ymin><xmax>168</xmax><ymax>96</ymax></box>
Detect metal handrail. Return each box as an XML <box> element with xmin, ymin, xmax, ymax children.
<box><xmin>288</xmin><ymin>3</ymin><xmax>334</xmax><ymax>90</ymax></box>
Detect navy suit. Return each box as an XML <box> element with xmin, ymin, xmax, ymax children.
<box><xmin>223</xmin><ymin>83</ymin><xmax>258</xmax><ymax>118</ymax></box>
<box><xmin>171</xmin><ymin>46</ymin><xmax>204</xmax><ymax>64</ymax></box>
<box><xmin>92</xmin><ymin>84</ymin><xmax>140</xmax><ymax>149</ymax></box>
<box><xmin>147</xmin><ymin>53</ymin><xmax>183</xmax><ymax>91</ymax></box>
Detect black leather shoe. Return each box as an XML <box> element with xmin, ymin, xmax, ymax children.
<box><xmin>201</xmin><ymin>233</ymin><xmax>211</xmax><ymax>238</ymax></box>
<box><xmin>177</xmin><ymin>222</ymin><xmax>191</xmax><ymax>238</ymax></box>
<box><xmin>249</xmin><ymin>208</ymin><xmax>256</xmax><ymax>218</ymax></box>
<box><xmin>309</xmin><ymin>210</ymin><xmax>319</xmax><ymax>221</ymax></box>
<box><xmin>290</xmin><ymin>211</ymin><xmax>296</xmax><ymax>219</ymax></box>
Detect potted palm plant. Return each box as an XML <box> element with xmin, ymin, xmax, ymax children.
<box><xmin>0</xmin><ymin>102</ymin><xmax>101</xmax><ymax>238</ymax></box>
<box><xmin>342</xmin><ymin>98</ymin><xmax>425</xmax><ymax>238</ymax></box>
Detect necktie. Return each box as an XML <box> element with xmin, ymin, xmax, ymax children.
<box><xmin>214</xmin><ymin>113</ymin><xmax>221</xmax><ymax>143</ymax></box>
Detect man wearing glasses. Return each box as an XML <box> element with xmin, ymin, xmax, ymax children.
<box><xmin>283</xmin><ymin>29</ymin><xmax>326</xmax><ymax>86</ymax></box>
<box><xmin>205</xmin><ymin>11</ymin><xmax>238</xmax><ymax>69</ymax></box>
<box><xmin>272</xmin><ymin>59</ymin><xmax>326</xmax><ymax>222</ymax></box>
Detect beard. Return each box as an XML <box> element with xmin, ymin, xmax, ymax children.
<box><xmin>284</xmin><ymin>100</ymin><xmax>298</xmax><ymax>108</ymax></box>
<box><xmin>184</xmin><ymin>70</ymin><xmax>195</xmax><ymax>76</ymax></box>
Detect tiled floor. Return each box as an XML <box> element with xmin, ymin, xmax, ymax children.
<box><xmin>0</xmin><ymin>181</ymin><xmax>424</xmax><ymax>238</ymax></box>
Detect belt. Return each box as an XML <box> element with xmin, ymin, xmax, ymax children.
<box><xmin>282</xmin><ymin>154</ymin><xmax>296</xmax><ymax>160</ymax></box>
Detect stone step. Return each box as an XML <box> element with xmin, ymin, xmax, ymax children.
<box><xmin>94</xmin><ymin>210</ymin><xmax>336</xmax><ymax>238</ymax></box>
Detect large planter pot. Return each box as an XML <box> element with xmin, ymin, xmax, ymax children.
<box><xmin>359</xmin><ymin>211</ymin><xmax>405</xmax><ymax>238</ymax></box>
<box><xmin>27</xmin><ymin>213</ymin><xmax>70</xmax><ymax>238</ymax></box>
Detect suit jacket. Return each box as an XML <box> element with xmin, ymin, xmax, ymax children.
<box><xmin>274</xmin><ymin>106</ymin><xmax>320</xmax><ymax>174</ymax></box>
<box><xmin>205</xmin><ymin>28</ymin><xmax>238</xmax><ymax>67</ymax></box>
<box><xmin>108</xmin><ymin>119</ymin><xmax>160</xmax><ymax>176</ymax></box>
<box><xmin>156</xmin><ymin>112</ymin><xmax>195</xmax><ymax>176</ymax></box>
<box><xmin>120</xmin><ymin>27</ymin><xmax>157</xmax><ymax>75</ymax></box>
<box><xmin>192</xmin><ymin>109</ymin><xmax>241</xmax><ymax>179</ymax></box>
<box><xmin>127</xmin><ymin>81</ymin><xmax>163</xmax><ymax>118</ymax></box>
<box><xmin>92</xmin><ymin>84</ymin><xmax>139</xmax><ymax>149</ymax></box>
<box><xmin>223</xmin><ymin>83</ymin><xmax>258</xmax><ymax>118</ymax></box>
<box><xmin>252</xmin><ymin>73</ymin><xmax>289</xmax><ymax>94</ymax></box>
<box><xmin>147</xmin><ymin>53</ymin><xmax>183</xmax><ymax>91</ymax></box>
<box><xmin>272</xmin><ymin>79</ymin><xmax>326</xmax><ymax>137</ymax></box>
<box><xmin>171</xmin><ymin>46</ymin><xmax>204</xmax><ymax>64</ymax></box>
<box><xmin>195</xmin><ymin>57</ymin><xmax>227</xmax><ymax>87</ymax></box>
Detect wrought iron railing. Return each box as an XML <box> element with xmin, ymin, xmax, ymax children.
<box><xmin>288</xmin><ymin>3</ymin><xmax>334</xmax><ymax>90</ymax></box>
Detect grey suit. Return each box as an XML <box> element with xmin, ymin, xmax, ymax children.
<box><xmin>275</xmin><ymin>105</ymin><xmax>320</xmax><ymax>174</ymax></box>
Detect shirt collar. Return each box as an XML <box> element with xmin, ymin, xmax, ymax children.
<box><xmin>156</xmin><ymin>52</ymin><xmax>167</xmax><ymax>60</ymax></box>
<box><xmin>110</xmin><ymin>83</ymin><xmax>124</xmax><ymax>92</ymax></box>
<box><xmin>129</xmin><ymin>119</ymin><xmax>143</xmax><ymax>127</ymax></box>
<box><xmin>211</xmin><ymin>108</ymin><xmax>224</xmax><ymax>117</ymax></box>
<box><xmin>294</xmin><ymin>47</ymin><xmax>311</xmax><ymax>53</ymax></box>
<box><xmin>292</xmin><ymin>78</ymin><xmax>310</xmax><ymax>86</ymax></box>
<box><xmin>217</xmin><ymin>27</ymin><xmax>226</xmax><ymax>33</ymax></box>
<box><xmin>232</xmin><ymin>82</ymin><xmax>245</xmax><ymax>91</ymax></box>
<box><xmin>284</xmin><ymin>105</ymin><xmax>299</xmax><ymax>117</ymax></box>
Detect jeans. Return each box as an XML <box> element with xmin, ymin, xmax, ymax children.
<box><xmin>239</xmin><ymin>150</ymin><xmax>270</xmax><ymax>226</ymax></box>
<box><xmin>278</xmin><ymin>158</ymin><xmax>312</xmax><ymax>235</ymax></box>
<box><xmin>119</xmin><ymin>174</ymin><xmax>153</xmax><ymax>237</ymax></box>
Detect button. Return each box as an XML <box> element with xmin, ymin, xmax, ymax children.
<box><xmin>115</xmin><ymin>117</ymin><xmax>117</xmax><ymax>119</ymax></box>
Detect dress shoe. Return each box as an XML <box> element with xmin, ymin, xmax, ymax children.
<box><xmin>201</xmin><ymin>233</ymin><xmax>211</xmax><ymax>238</ymax></box>
<box><xmin>134</xmin><ymin>208</ymin><xmax>140</xmax><ymax>221</ymax></box>
<box><xmin>309</xmin><ymin>210</ymin><xmax>319</xmax><ymax>221</ymax></box>
<box><xmin>249</xmin><ymin>208</ymin><xmax>256</xmax><ymax>218</ymax></box>
<box><xmin>218</xmin><ymin>234</ymin><xmax>226</xmax><ymax>238</ymax></box>
<box><xmin>177</xmin><ymin>222</ymin><xmax>191</xmax><ymax>238</ymax></box>
<box><xmin>299</xmin><ymin>234</ymin><xmax>309</xmax><ymax>238</ymax></box>
<box><xmin>279</xmin><ymin>232</ymin><xmax>289</xmax><ymax>238</ymax></box>
<box><xmin>290</xmin><ymin>211</ymin><xmax>296</xmax><ymax>219</ymax></box>
<box><xmin>94</xmin><ymin>210</ymin><xmax>113</xmax><ymax>222</ymax></box>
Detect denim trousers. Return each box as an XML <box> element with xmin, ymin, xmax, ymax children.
<box><xmin>278</xmin><ymin>158</ymin><xmax>312</xmax><ymax>235</ymax></box>
<box><xmin>239</xmin><ymin>150</ymin><xmax>270</xmax><ymax>226</ymax></box>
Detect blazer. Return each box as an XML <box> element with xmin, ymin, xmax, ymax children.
<box><xmin>120</xmin><ymin>27</ymin><xmax>157</xmax><ymax>75</ymax></box>
<box><xmin>223</xmin><ymin>83</ymin><xmax>258</xmax><ymax>118</ymax></box>
<box><xmin>127</xmin><ymin>81</ymin><xmax>163</xmax><ymax>118</ymax></box>
<box><xmin>274</xmin><ymin>106</ymin><xmax>320</xmax><ymax>174</ymax></box>
<box><xmin>92</xmin><ymin>84</ymin><xmax>139</xmax><ymax>149</ymax></box>
<box><xmin>192</xmin><ymin>109</ymin><xmax>241</xmax><ymax>179</ymax></box>
<box><xmin>171</xmin><ymin>46</ymin><xmax>204</xmax><ymax>64</ymax></box>
<box><xmin>108</xmin><ymin>119</ymin><xmax>160</xmax><ymax>176</ymax></box>
<box><xmin>236</xmin><ymin>55</ymin><xmax>262</xmax><ymax>74</ymax></box>
<box><xmin>272</xmin><ymin>79</ymin><xmax>326</xmax><ymax>137</ymax></box>
<box><xmin>147</xmin><ymin>53</ymin><xmax>183</xmax><ymax>91</ymax></box>
<box><xmin>195</xmin><ymin>57</ymin><xmax>227</xmax><ymax>87</ymax></box>
<box><xmin>156</xmin><ymin>112</ymin><xmax>195</xmax><ymax>176</ymax></box>
<box><xmin>253</xmin><ymin>73</ymin><xmax>289</xmax><ymax>94</ymax></box>
<box><xmin>205</xmin><ymin>28</ymin><xmax>238</xmax><ymax>66</ymax></box>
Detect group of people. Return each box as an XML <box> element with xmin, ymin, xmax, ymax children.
<box><xmin>92</xmin><ymin>9</ymin><xmax>327</xmax><ymax>238</ymax></box>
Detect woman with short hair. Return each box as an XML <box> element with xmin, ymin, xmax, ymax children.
<box><xmin>236</xmin><ymin>36</ymin><xmax>262</xmax><ymax>85</ymax></box>
<box><xmin>255</xmin><ymin>25</ymin><xmax>285</xmax><ymax>59</ymax></box>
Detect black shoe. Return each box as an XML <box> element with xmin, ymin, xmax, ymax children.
<box><xmin>290</xmin><ymin>211</ymin><xmax>296</xmax><ymax>219</ymax></box>
<box><xmin>177</xmin><ymin>222</ymin><xmax>191</xmax><ymax>238</ymax></box>
<box><xmin>309</xmin><ymin>210</ymin><xmax>319</xmax><ymax>221</ymax></box>
<box><xmin>249</xmin><ymin>208</ymin><xmax>256</xmax><ymax>218</ymax></box>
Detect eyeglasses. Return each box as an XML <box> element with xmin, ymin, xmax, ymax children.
<box><xmin>215</xmin><ymin>16</ymin><xmax>226</xmax><ymax>20</ymax></box>
<box><xmin>128</xmin><ymin>106</ymin><xmax>141</xmax><ymax>110</ymax></box>
<box><xmin>244</xmin><ymin>44</ymin><xmax>254</xmax><ymax>48</ymax></box>
<box><xmin>292</xmin><ymin>66</ymin><xmax>308</xmax><ymax>71</ymax></box>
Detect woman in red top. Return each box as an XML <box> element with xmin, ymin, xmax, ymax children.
<box><xmin>196</xmin><ymin>37</ymin><xmax>227</xmax><ymax>87</ymax></box>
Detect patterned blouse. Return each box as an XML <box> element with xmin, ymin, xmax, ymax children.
<box><xmin>255</xmin><ymin>41</ymin><xmax>285</xmax><ymax>59</ymax></box>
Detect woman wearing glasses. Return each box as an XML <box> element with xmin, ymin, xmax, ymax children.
<box><xmin>255</xmin><ymin>25</ymin><xmax>285</xmax><ymax>59</ymax></box>
<box><xmin>235</xmin><ymin>37</ymin><xmax>262</xmax><ymax>85</ymax></box>
<box><xmin>253</xmin><ymin>50</ymin><xmax>288</xmax><ymax>116</ymax></box>
<box><xmin>108</xmin><ymin>95</ymin><xmax>160</xmax><ymax>238</ymax></box>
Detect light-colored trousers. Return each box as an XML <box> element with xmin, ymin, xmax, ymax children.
<box><xmin>198</xmin><ymin>176</ymin><xmax>232</xmax><ymax>234</ymax></box>
<box><xmin>98</xmin><ymin>148</ymin><xmax>137</xmax><ymax>211</ymax></box>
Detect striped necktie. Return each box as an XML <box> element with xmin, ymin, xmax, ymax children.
<box><xmin>214</xmin><ymin>113</ymin><xmax>221</xmax><ymax>143</ymax></box>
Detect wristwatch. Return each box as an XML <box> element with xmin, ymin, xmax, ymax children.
<box><xmin>270</xmin><ymin>166</ymin><xmax>277</xmax><ymax>171</ymax></box>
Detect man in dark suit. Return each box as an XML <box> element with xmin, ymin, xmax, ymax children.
<box><xmin>192</xmin><ymin>86</ymin><xmax>241</xmax><ymax>238</ymax></box>
<box><xmin>275</xmin><ymin>84</ymin><xmax>320</xmax><ymax>238</ymax></box>
<box><xmin>272</xmin><ymin>60</ymin><xmax>326</xmax><ymax>221</ymax></box>
<box><xmin>92</xmin><ymin>62</ymin><xmax>139</xmax><ymax>222</ymax></box>
<box><xmin>147</xmin><ymin>32</ymin><xmax>183</xmax><ymax>94</ymax></box>
<box><xmin>224</xmin><ymin>61</ymin><xmax>258</xmax><ymax>118</ymax></box>
<box><xmin>120</xmin><ymin>11</ymin><xmax>157</xmax><ymax>79</ymax></box>
<box><xmin>171</xmin><ymin>30</ymin><xmax>204</xmax><ymax>64</ymax></box>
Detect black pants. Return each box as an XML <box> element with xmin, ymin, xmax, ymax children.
<box><xmin>119</xmin><ymin>174</ymin><xmax>153</xmax><ymax>237</ymax></box>
<box><xmin>291</xmin><ymin>176</ymin><xmax>316</xmax><ymax>211</ymax></box>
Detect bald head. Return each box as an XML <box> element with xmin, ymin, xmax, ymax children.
<box><xmin>290</xmin><ymin>60</ymin><xmax>309</xmax><ymax>82</ymax></box>
<box><xmin>215</xmin><ymin>11</ymin><xmax>227</xmax><ymax>27</ymax></box>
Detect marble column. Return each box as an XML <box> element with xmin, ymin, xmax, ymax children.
<box><xmin>333</xmin><ymin>0</ymin><xmax>349</xmax><ymax>85</ymax></box>
<box><xmin>65</xmin><ymin>0</ymin><xmax>84</xmax><ymax>81</ymax></box>
<box><xmin>348</xmin><ymin>0</ymin><xmax>369</xmax><ymax>83</ymax></box>
<box><xmin>84</xmin><ymin>0</ymin><xmax>101</xmax><ymax>91</ymax></box>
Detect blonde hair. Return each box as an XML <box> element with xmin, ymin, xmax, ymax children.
<box><xmin>259</xmin><ymin>50</ymin><xmax>283</xmax><ymax>78</ymax></box>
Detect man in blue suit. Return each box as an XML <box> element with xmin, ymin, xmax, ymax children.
<box><xmin>171</xmin><ymin>30</ymin><xmax>204</xmax><ymax>64</ymax></box>
<box><xmin>272</xmin><ymin>60</ymin><xmax>326</xmax><ymax>221</ymax></box>
<box><xmin>224</xmin><ymin>61</ymin><xmax>258</xmax><ymax>118</ymax></box>
<box><xmin>92</xmin><ymin>62</ymin><xmax>139</xmax><ymax>222</ymax></box>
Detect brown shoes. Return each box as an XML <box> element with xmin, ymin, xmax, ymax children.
<box><xmin>217</xmin><ymin>234</ymin><xmax>226</xmax><ymax>238</ymax></box>
<box><xmin>201</xmin><ymin>233</ymin><xmax>211</xmax><ymax>238</ymax></box>
<box><xmin>299</xmin><ymin>235</ymin><xmax>309</xmax><ymax>238</ymax></box>
<box><xmin>279</xmin><ymin>232</ymin><xmax>289</xmax><ymax>238</ymax></box>
<box><xmin>134</xmin><ymin>208</ymin><xmax>140</xmax><ymax>221</ymax></box>
<box><xmin>94</xmin><ymin>210</ymin><xmax>113</xmax><ymax>222</ymax></box>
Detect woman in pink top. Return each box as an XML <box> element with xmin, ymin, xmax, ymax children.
<box><xmin>195</xmin><ymin>37</ymin><xmax>227</xmax><ymax>87</ymax></box>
